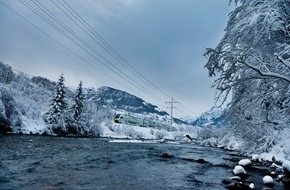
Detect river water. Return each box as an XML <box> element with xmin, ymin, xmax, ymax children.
<box><xmin>0</xmin><ymin>135</ymin><xmax>285</xmax><ymax>190</ymax></box>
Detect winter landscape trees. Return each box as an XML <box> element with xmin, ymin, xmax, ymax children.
<box><xmin>0</xmin><ymin>64</ymin><xmax>110</xmax><ymax>136</ymax></box>
<box><xmin>205</xmin><ymin>0</ymin><xmax>290</xmax><ymax>153</ymax></box>
<box><xmin>44</xmin><ymin>75</ymin><xmax>99</xmax><ymax>136</ymax></box>
<box><xmin>44</xmin><ymin>73</ymin><xmax>69</xmax><ymax>135</ymax></box>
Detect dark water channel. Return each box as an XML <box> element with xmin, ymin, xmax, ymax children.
<box><xmin>0</xmin><ymin>135</ymin><xmax>284</xmax><ymax>190</ymax></box>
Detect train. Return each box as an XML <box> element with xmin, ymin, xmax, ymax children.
<box><xmin>113</xmin><ymin>113</ymin><xmax>176</xmax><ymax>131</ymax></box>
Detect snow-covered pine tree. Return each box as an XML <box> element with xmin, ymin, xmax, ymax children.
<box><xmin>72</xmin><ymin>81</ymin><xmax>84</xmax><ymax>120</ymax></box>
<box><xmin>67</xmin><ymin>81</ymin><xmax>85</xmax><ymax>135</ymax></box>
<box><xmin>45</xmin><ymin>73</ymin><xmax>68</xmax><ymax>135</ymax></box>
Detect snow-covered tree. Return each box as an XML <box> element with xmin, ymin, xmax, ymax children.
<box><xmin>0</xmin><ymin>86</ymin><xmax>22</xmax><ymax>133</ymax></box>
<box><xmin>0</xmin><ymin>62</ymin><xmax>14</xmax><ymax>84</ymax></box>
<box><xmin>72</xmin><ymin>81</ymin><xmax>84</xmax><ymax>120</ymax></box>
<box><xmin>44</xmin><ymin>73</ymin><xmax>68</xmax><ymax>135</ymax></box>
<box><xmin>0</xmin><ymin>98</ymin><xmax>9</xmax><ymax>133</ymax></box>
<box><xmin>67</xmin><ymin>81</ymin><xmax>85</xmax><ymax>135</ymax></box>
<box><xmin>204</xmin><ymin>0</ymin><xmax>290</xmax><ymax>153</ymax></box>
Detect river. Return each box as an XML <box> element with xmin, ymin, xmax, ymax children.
<box><xmin>0</xmin><ymin>135</ymin><xmax>285</xmax><ymax>189</ymax></box>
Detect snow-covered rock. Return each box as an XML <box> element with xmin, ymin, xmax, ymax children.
<box><xmin>252</xmin><ymin>154</ymin><xmax>260</xmax><ymax>162</ymax></box>
<box><xmin>282</xmin><ymin>160</ymin><xmax>290</xmax><ymax>175</ymax></box>
<box><xmin>249</xmin><ymin>183</ymin><xmax>255</xmax><ymax>189</ymax></box>
<box><xmin>238</xmin><ymin>159</ymin><xmax>251</xmax><ymax>167</ymax></box>
<box><xmin>263</xmin><ymin>175</ymin><xmax>274</xmax><ymax>185</ymax></box>
<box><xmin>233</xmin><ymin>165</ymin><xmax>246</xmax><ymax>175</ymax></box>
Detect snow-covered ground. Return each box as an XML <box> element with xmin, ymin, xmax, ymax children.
<box><xmin>258</xmin><ymin>128</ymin><xmax>290</xmax><ymax>162</ymax></box>
<box><xmin>20</xmin><ymin>116</ymin><xmax>47</xmax><ymax>134</ymax></box>
<box><xmin>20</xmin><ymin>115</ymin><xmax>198</xmax><ymax>141</ymax></box>
<box><xmin>100</xmin><ymin>121</ymin><xmax>198</xmax><ymax>141</ymax></box>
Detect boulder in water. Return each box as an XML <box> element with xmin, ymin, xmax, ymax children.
<box><xmin>263</xmin><ymin>175</ymin><xmax>274</xmax><ymax>187</ymax></box>
<box><xmin>282</xmin><ymin>160</ymin><xmax>290</xmax><ymax>176</ymax></box>
<box><xmin>233</xmin><ymin>165</ymin><xmax>246</xmax><ymax>175</ymax></box>
<box><xmin>238</xmin><ymin>159</ymin><xmax>251</xmax><ymax>168</ymax></box>
<box><xmin>160</xmin><ymin>153</ymin><xmax>174</xmax><ymax>159</ymax></box>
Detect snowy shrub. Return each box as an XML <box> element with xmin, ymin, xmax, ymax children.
<box><xmin>197</xmin><ymin>126</ymin><xmax>220</xmax><ymax>141</ymax></box>
<box><xmin>123</xmin><ymin>126</ymin><xmax>137</xmax><ymax>138</ymax></box>
<box><xmin>200</xmin><ymin>137</ymin><xmax>218</xmax><ymax>147</ymax></box>
<box><xmin>224</xmin><ymin>122</ymin><xmax>278</xmax><ymax>154</ymax></box>
<box><xmin>155</xmin><ymin>130</ymin><xmax>167</xmax><ymax>140</ymax></box>
<box><xmin>218</xmin><ymin>131</ymin><xmax>242</xmax><ymax>151</ymax></box>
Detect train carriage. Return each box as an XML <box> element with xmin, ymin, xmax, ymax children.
<box><xmin>113</xmin><ymin>113</ymin><xmax>176</xmax><ymax>131</ymax></box>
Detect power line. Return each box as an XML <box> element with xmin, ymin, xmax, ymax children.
<box><xmin>1</xmin><ymin>0</ymin><xmax>197</xmax><ymax>118</ymax></box>
<box><xmin>59</xmin><ymin>0</ymin><xmax>172</xmax><ymax>100</ymax></box>
<box><xmin>56</xmin><ymin>0</ymin><xmax>197</xmax><ymax>117</ymax></box>
<box><xmin>18</xmin><ymin>0</ymin><xmax>159</xmax><ymax>102</ymax></box>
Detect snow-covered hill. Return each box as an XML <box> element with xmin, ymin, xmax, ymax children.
<box><xmin>87</xmin><ymin>86</ymin><xmax>169</xmax><ymax>117</ymax></box>
<box><xmin>189</xmin><ymin>106</ymin><xmax>227</xmax><ymax>128</ymax></box>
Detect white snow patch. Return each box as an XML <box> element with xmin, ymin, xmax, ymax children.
<box><xmin>109</xmin><ymin>139</ymin><xmax>158</xmax><ymax>144</ymax></box>
<box><xmin>21</xmin><ymin>117</ymin><xmax>46</xmax><ymax>134</ymax></box>
<box><xmin>252</xmin><ymin>154</ymin><xmax>260</xmax><ymax>161</ymax></box>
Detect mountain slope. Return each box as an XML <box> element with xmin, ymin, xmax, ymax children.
<box><xmin>190</xmin><ymin>106</ymin><xmax>227</xmax><ymax>127</ymax></box>
<box><xmin>87</xmin><ymin>86</ymin><xmax>169</xmax><ymax>117</ymax></box>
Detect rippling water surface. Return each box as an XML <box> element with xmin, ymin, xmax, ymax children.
<box><xmin>0</xmin><ymin>135</ymin><xmax>284</xmax><ymax>190</ymax></box>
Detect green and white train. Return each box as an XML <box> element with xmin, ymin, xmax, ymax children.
<box><xmin>113</xmin><ymin>113</ymin><xmax>175</xmax><ymax>131</ymax></box>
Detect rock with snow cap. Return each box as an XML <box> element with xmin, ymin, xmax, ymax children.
<box><xmin>233</xmin><ymin>165</ymin><xmax>246</xmax><ymax>175</ymax></box>
<box><xmin>263</xmin><ymin>175</ymin><xmax>274</xmax><ymax>187</ymax></box>
<box><xmin>238</xmin><ymin>159</ymin><xmax>251</xmax><ymax>168</ymax></box>
<box><xmin>249</xmin><ymin>183</ymin><xmax>255</xmax><ymax>189</ymax></box>
<box><xmin>282</xmin><ymin>160</ymin><xmax>290</xmax><ymax>176</ymax></box>
<box><xmin>233</xmin><ymin>165</ymin><xmax>249</xmax><ymax>181</ymax></box>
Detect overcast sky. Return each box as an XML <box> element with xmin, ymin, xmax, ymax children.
<box><xmin>0</xmin><ymin>0</ymin><xmax>234</xmax><ymax>118</ymax></box>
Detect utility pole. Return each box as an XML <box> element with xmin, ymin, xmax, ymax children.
<box><xmin>166</xmin><ymin>98</ymin><xmax>179</xmax><ymax>131</ymax></box>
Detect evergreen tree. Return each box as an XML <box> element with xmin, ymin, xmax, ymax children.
<box><xmin>67</xmin><ymin>81</ymin><xmax>85</xmax><ymax>135</ymax></box>
<box><xmin>45</xmin><ymin>73</ymin><xmax>68</xmax><ymax>134</ymax></box>
<box><xmin>72</xmin><ymin>81</ymin><xmax>84</xmax><ymax>120</ymax></box>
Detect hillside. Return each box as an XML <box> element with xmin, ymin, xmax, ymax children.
<box><xmin>0</xmin><ymin>62</ymin><xmax>189</xmax><ymax>136</ymax></box>
<box><xmin>87</xmin><ymin>86</ymin><xmax>169</xmax><ymax>116</ymax></box>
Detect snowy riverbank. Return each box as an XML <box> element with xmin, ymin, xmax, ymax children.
<box><xmin>19</xmin><ymin>116</ymin><xmax>198</xmax><ymax>141</ymax></box>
